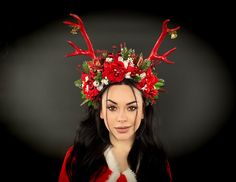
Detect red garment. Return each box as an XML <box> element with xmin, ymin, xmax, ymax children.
<box><xmin>58</xmin><ymin>146</ymin><xmax>72</xmax><ymax>182</ymax></box>
<box><xmin>58</xmin><ymin>147</ymin><xmax>172</xmax><ymax>182</ymax></box>
<box><xmin>58</xmin><ymin>147</ymin><xmax>129</xmax><ymax>182</ymax></box>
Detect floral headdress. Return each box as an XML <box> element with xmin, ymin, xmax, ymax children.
<box><xmin>64</xmin><ymin>14</ymin><xmax>180</xmax><ymax>107</ymax></box>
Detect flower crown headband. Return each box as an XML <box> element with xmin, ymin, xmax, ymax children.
<box><xmin>64</xmin><ymin>14</ymin><xmax>180</xmax><ymax>107</ymax></box>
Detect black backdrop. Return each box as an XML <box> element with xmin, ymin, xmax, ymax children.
<box><xmin>1</xmin><ymin>0</ymin><xmax>235</xmax><ymax>181</ymax></box>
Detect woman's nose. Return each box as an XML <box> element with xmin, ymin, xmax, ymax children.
<box><xmin>117</xmin><ymin>109</ymin><xmax>127</xmax><ymax>122</ymax></box>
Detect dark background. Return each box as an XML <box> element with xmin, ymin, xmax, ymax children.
<box><xmin>1</xmin><ymin>0</ymin><xmax>235</xmax><ymax>181</ymax></box>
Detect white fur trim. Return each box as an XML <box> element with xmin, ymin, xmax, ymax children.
<box><xmin>123</xmin><ymin>169</ymin><xmax>137</xmax><ymax>182</ymax></box>
<box><xmin>104</xmin><ymin>147</ymin><xmax>137</xmax><ymax>182</ymax></box>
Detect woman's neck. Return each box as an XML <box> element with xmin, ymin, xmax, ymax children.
<box><xmin>109</xmin><ymin>135</ymin><xmax>135</xmax><ymax>172</ymax></box>
<box><xmin>109</xmin><ymin>135</ymin><xmax>134</xmax><ymax>154</ymax></box>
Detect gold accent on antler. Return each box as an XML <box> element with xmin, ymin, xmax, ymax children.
<box><xmin>170</xmin><ymin>31</ymin><xmax>177</xmax><ymax>39</ymax></box>
<box><xmin>70</xmin><ymin>26</ymin><xmax>80</xmax><ymax>35</ymax></box>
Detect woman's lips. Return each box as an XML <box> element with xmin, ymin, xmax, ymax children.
<box><xmin>115</xmin><ymin>126</ymin><xmax>131</xmax><ymax>133</ymax></box>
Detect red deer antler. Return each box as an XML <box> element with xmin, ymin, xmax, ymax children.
<box><xmin>148</xmin><ymin>19</ymin><xmax>180</xmax><ymax>64</ymax></box>
<box><xmin>64</xmin><ymin>13</ymin><xmax>96</xmax><ymax>59</ymax></box>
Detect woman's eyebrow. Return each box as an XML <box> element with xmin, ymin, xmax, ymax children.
<box><xmin>126</xmin><ymin>101</ymin><xmax>137</xmax><ymax>105</ymax></box>
<box><xmin>106</xmin><ymin>99</ymin><xmax>117</xmax><ymax>105</ymax></box>
<box><xmin>106</xmin><ymin>99</ymin><xmax>137</xmax><ymax>105</ymax></box>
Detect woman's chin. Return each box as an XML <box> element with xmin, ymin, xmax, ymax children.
<box><xmin>114</xmin><ymin>132</ymin><xmax>134</xmax><ymax>141</ymax></box>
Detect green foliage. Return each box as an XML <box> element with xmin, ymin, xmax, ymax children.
<box><xmin>82</xmin><ymin>61</ymin><xmax>90</xmax><ymax>74</ymax></box>
<box><xmin>121</xmin><ymin>47</ymin><xmax>135</xmax><ymax>60</ymax></box>
<box><xmin>74</xmin><ymin>79</ymin><xmax>82</xmax><ymax>88</ymax></box>
<box><xmin>94</xmin><ymin>71</ymin><xmax>102</xmax><ymax>82</ymax></box>
<box><xmin>155</xmin><ymin>79</ymin><xmax>165</xmax><ymax>89</ymax></box>
<box><xmin>134</xmin><ymin>75</ymin><xmax>141</xmax><ymax>82</ymax></box>
<box><xmin>139</xmin><ymin>59</ymin><xmax>151</xmax><ymax>70</ymax></box>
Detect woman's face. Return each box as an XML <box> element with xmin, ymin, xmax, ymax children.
<box><xmin>100</xmin><ymin>84</ymin><xmax>144</xmax><ymax>143</ymax></box>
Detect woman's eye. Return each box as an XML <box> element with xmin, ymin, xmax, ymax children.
<box><xmin>128</xmin><ymin>106</ymin><xmax>137</xmax><ymax>111</ymax></box>
<box><xmin>107</xmin><ymin>106</ymin><xmax>117</xmax><ymax>111</ymax></box>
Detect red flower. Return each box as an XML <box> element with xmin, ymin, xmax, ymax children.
<box><xmin>137</xmin><ymin>68</ymin><xmax>158</xmax><ymax>99</ymax></box>
<box><xmin>102</xmin><ymin>60</ymin><xmax>127</xmax><ymax>82</ymax></box>
<box><xmin>81</xmin><ymin>73</ymin><xmax>99</xmax><ymax>100</ymax></box>
<box><xmin>127</xmin><ymin>65</ymin><xmax>142</xmax><ymax>77</ymax></box>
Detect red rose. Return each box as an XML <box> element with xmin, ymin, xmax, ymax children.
<box><xmin>102</xmin><ymin>60</ymin><xmax>127</xmax><ymax>82</ymax></box>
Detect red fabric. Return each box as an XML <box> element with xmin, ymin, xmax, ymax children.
<box><xmin>117</xmin><ymin>174</ymin><xmax>128</xmax><ymax>182</ymax></box>
<box><xmin>166</xmin><ymin>161</ymin><xmax>172</xmax><ymax>182</ymax></box>
<box><xmin>89</xmin><ymin>166</ymin><xmax>112</xmax><ymax>182</ymax></box>
<box><xmin>58</xmin><ymin>147</ymin><xmax>128</xmax><ymax>182</ymax></box>
<box><xmin>59</xmin><ymin>147</ymin><xmax>172</xmax><ymax>182</ymax></box>
<box><xmin>58</xmin><ymin>146</ymin><xmax>73</xmax><ymax>182</ymax></box>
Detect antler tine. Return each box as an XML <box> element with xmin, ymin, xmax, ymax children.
<box><xmin>148</xmin><ymin>19</ymin><xmax>180</xmax><ymax>64</ymax></box>
<box><xmin>64</xmin><ymin>13</ymin><xmax>96</xmax><ymax>59</ymax></box>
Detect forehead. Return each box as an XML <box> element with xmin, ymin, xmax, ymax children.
<box><xmin>103</xmin><ymin>85</ymin><xmax>143</xmax><ymax>103</ymax></box>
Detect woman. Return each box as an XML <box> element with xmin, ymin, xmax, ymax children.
<box><xmin>59</xmin><ymin>14</ymin><xmax>179</xmax><ymax>181</ymax></box>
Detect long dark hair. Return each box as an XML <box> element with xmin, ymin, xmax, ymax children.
<box><xmin>66</xmin><ymin>79</ymin><xmax>171</xmax><ymax>181</ymax></box>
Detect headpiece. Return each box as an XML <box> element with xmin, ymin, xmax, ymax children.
<box><xmin>64</xmin><ymin>14</ymin><xmax>180</xmax><ymax>107</ymax></box>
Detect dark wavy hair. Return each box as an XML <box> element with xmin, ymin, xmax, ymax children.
<box><xmin>66</xmin><ymin>79</ymin><xmax>171</xmax><ymax>181</ymax></box>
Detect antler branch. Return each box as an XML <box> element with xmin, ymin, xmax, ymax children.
<box><xmin>148</xmin><ymin>19</ymin><xmax>180</xmax><ymax>64</ymax></box>
<box><xmin>64</xmin><ymin>13</ymin><xmax>96</xmax><ymax>59</ymax></box>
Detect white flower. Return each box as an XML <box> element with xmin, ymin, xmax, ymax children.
<box><xmin>97</xmin><ymin>84</ymin><xmax>104</xmax><ymax>91</ymax></box>
<box><xmin>86</xmin><ymin>85</ymin><xmax>89</xmax><ymax>92</ymax></box>
<box><xmin>93</xmin><ymin>81</ymin><xmax>100</xmax><ymax>87</ymax></box>
<box><xmin>125</xmin><ymin>72</ymin><xmax>131</xmax><ymax>79</ymax></box>
<box><xmin>85</xmin><ymin>76</ymin><xmax>89</xmax><ymax>82</ymax></box>
<box><xmin>118</xmin><ymin>56</ymin><xmax>123</xmax><ymax>62</ymax></box>
<box><xmin>101</xmin><ymin>77</ymin><xmax>109</xmax><ymax>85</ymax></box>
<box><xmin>127</xmin><ymin>57</ymin><xmax>133</xmax><ymax>63</ymax></box>
<box><xmin>141</xmin><ymin>84</ymin><xmax>147</xmax><ymax>91</ymax></box>
<box><xmin>123</xmin><ymin>60</ymin><xmax>129</xmax><ymax>69</ymax></box>
<box><xmin>106</xmin><ymin>58</ymin><xmax>113</xmax><ymax>62</ymax></box>
<box><xmin>140</xmin><ymin>72</ymin><xmax>146</xmax><ymax>79</ymax></box>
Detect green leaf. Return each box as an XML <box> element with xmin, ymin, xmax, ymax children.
<box><xmin>140</xmin><ymin>59</ymin><xmax>151</xmax><ymax>70</ymax></box>
<box><xmin>121</xmin><ymin>47</ymin><xmax>135</xmax><ymax>60</ymax></box>
<box><xmin>145</xmin><ymin>100</ymin><xmax>150</xmax><ymax>106</ymax></box>
<box><xmin>82</xmin><ymin>61</ymin><xmax>90</xmax><ymax>74</ymax></box>
<box><xmin>155</xmin><ymin>79</ymin><xmax>165</xmax><ymax>88</ymax></box>
<box><xmin>80</xmin><ymin>99</ymin><xmax>89</xmax><ymax>106</ymax></box>
<box><xmin>155</xmin><ymin>81</ymin><xmax>164</xmax><ymax>87</ymax></box>
<box><xmin>134</xmin><ymin>75</ymin><xmax>141</xmax><ymax>82</ymax></box>
<box><xmin>88</xmin><ymin>100</ymin><xmax>93</xmax><ymax>107</ymax></box>
<box><xmin>94</xmin><ymin>71</ymin><xmax>102</xmax><ymax>81</ymax></box>
<box><xmin>74</xmin><ymin>79</ymin><xmax>82</xmax><ymax>88</ymax></box>
<box><xmin>81</xmin><ymin>92</ymin><xmax>86</xmax><ymax>99</ymax></box>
